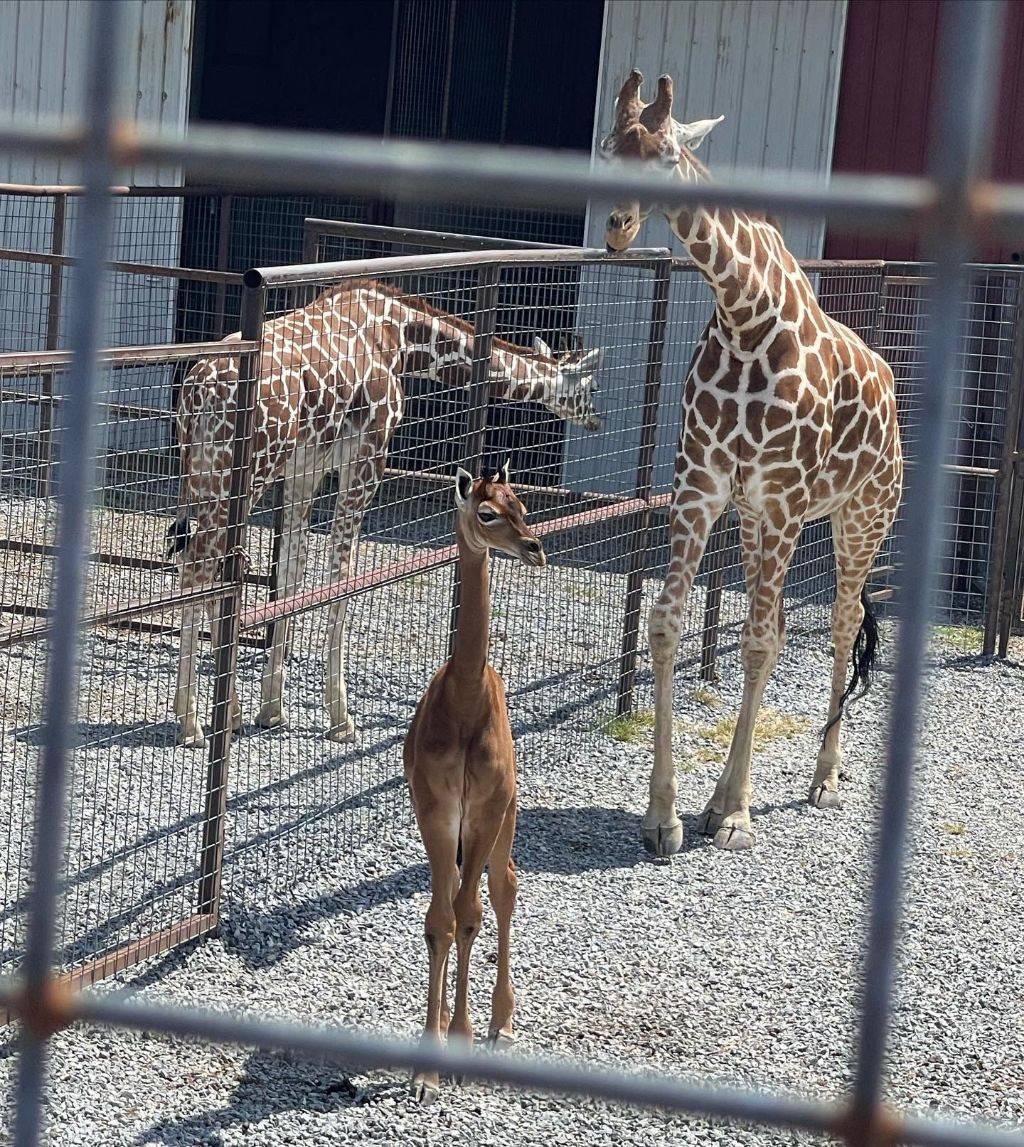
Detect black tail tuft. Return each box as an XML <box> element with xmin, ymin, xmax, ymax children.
<box><xmin>166</xmin><ymin>516</ymin><xmax>193</xmax><ymax>558</ymax></box>
<box><xmin>456</xmin><ymin>837</ymin><xmax>463</xmax><ymax>870</ymax></box>
<box><xmin>822</xmin><ymin>588</ymin><xmax>879</xmax><ymax>741</ymax></box>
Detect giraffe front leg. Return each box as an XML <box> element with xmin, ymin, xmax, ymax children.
<box><xmin>326</xmin><ymin>598</ymin><xmax>355</xmax><ymax>741</ymax></box>
<box><xmin>642</xmin><ymin>486</ymin><xmax>726</xmax><ymax>857</ymax></box>
<box><xmin>698</xmin><ymin>506</ymin><xmax>802</xmax><ymax>851</ymax></box>
<box><xmin>257</xmin><ymin>455</ymin><xmax>323</xmax><ymax>730</ymax></box>
<box><xmin>175</xmin><ymin>542</ymin><xmax>221</xmax><ymax>749</ymax></box>
<box><xmin>324</xmin><ymin>427</ymin><xmax>388</xmax><ymax>742</ymax></box>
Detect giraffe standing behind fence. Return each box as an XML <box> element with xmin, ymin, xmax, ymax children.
<box><xmin>600</xmin><ymin>72</ymin><xmax>903</xmax><ymax>854</ymax></box>
<box><xmin>169</xmin><ymin>280</ymin><xmax>602</xmax><ymax>748</ymax></box>
<box><xmin>404</xmin><ymin>462</ymin><xmax>539</xmax><ymax>1104</ymax></box>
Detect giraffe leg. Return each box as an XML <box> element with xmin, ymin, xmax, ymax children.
<box><xmin>698</xmin><ymin>504</ymin><xmax>804</xmax><ymax>851</ymax></box>
<box><xmin>257</xmin><ymin>449</ymin><xmax>326</xmax><ymax>730</ymax></box>
<box><xmin>325</xmin><ymin>426</ymin><xmax>389</xmax><ymax>741</ymax></box>
<box><xmin>809</xmin><ymin>497</ymin><xmax>897</xmax><ymax>808</ymax></box>
<box><xmin>487</xmin><ymin>797</ymin><xmax>518</xmax><ymax>1046</ymax></box>
<box><xmin>174</xmin><ymin>511</ymin><xmax>224</xmax><ymax>749</ymax></box>
<box><xmin>644</xmin><ymin>479</ymin><xmax>730</xmax><ymax>857</ymax></box>
<box><xmin>409</xmin><ymin>774</ymin><xmax>460</xmax><ymax>1106</ymax></box>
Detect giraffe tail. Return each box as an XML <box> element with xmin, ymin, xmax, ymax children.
<box><xmin>166</xmin><ymin>515</ymin><xmax>194</xmax><ymax>559</ymax></box>
<box><xmin>822</xmin><ymin>587</ymin><xmax>879</xmax><ymax>740</ymax></box>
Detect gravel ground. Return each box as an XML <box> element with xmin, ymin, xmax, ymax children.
<box><xmin>1</xmin><ymin>623</ymin><xmax>1021</xmax><ymax>1145</ymax></box>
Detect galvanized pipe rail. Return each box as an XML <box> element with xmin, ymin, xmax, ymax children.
<box><xmin>4</xmin><ymin>5</ymin><xmax>1024</xmax><ymax>1146</ymax></box>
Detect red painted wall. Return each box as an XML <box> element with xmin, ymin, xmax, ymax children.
<box><xmin>826</xmin><ymin>0</ymin><xmax>1024</xmax><ymax>263</ymax></box>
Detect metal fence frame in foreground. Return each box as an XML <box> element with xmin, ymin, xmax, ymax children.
<box><xmin>1</xmin><ymin>2</ymin><xmax>1021</xmax><ymax>1146</ymax></box>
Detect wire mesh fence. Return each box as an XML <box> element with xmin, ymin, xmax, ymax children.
<box><xmin>2</xmin><ymin>235</ymin><xmax>1023</xmax><ymax>1014</ymax></box>
<box><xmin>2</xmin><ymin>1</ymin><xmax>1024</xmax><ymax>1142</ymax></box>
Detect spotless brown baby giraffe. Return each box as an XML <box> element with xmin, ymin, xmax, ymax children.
<box><xmin>404</xmin><ymin>461</ymin><xmax>543</xmax><ymax>1104</ymax></box>
<box><xmin>600</xmin><ymin>71</ymin><xmax>903</xmax><ymax>855</ymax></box>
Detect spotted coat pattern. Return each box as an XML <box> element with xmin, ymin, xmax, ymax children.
<box><xmin>172</xmin><ymin>280</ymin><xmax>602</xmax><ymax>747</ymax></box>
<box><xmin>601</xmin><ymin>71</ymin><xmax>903</xmax><ymax>854</ymax></box>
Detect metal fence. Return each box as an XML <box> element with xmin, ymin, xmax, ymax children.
<box><xmin>2</xmin><ymin>0</ymin><xmax>1024</xmax><ymax>1145</ymax></box>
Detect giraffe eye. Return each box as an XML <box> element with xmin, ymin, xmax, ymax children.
<box><xmin>478</xmin><ymin>509</ymin><xmax>500</xmax><ymax>525</ymax></box>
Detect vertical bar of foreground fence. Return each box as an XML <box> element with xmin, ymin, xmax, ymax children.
<box><xmin>849</xmin><ymin>1</ymin><xmax>1005</xmax><ymax>1139</ymax></box>
<box><xmin>13</xmin><ymin>5</ymin><xmax>122</xmax><ymax>1145</ymax></box>
<box><xmin>616</xmin><ymin>258</ymin><xmax>671</xmax><ymax>716</ymax></box>
<box><xmin>196</xmin><ymin>283</ymin><xmax>265</xmax><ymax>920</ymax></box>
<box><xmin>37</xmin><ymin>192</ymin><xmax>67</xmax><ymax>499</ymax></box>
<box><xmin>448</xmin><ymin>265</ymin><xmax>499</xmax><ymax>659</ymax></box>
<box><xmin>213</xmin><ymin>193</ymin><xmax>233</xmax><ymax>335</ymax></box>
<box><xmin>985</xmin><ymin>276</ymin><xmax>1024</xmax><ymax>655</ymax></box>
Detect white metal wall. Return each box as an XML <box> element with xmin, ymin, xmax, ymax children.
<box><xmin>585</xmin><ymin>0</ymin><xmax>848</xmax><ymax>260</ymax></box>
<box><xmin>0</xmin><ymin>0</ymin><xmax>195</xmax><ymax>449</ymax></box>
<box><xmin>566</xmin><ymin>0</ymin><xmax>848</xmax><ymax>493</ymax></box>
<box><xmin>0</xmin><ymin>0</ymin><xmax>194</xmax><ymax>186</ymax></box>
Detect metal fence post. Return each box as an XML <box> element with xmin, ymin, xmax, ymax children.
<box><xmin>615</xmin><ymin>257</ymin><xmax>671</xmax><ymax>717</ymax></box>
<box><xmin>196</xmin><ymin>282</ymin><xmax>264</xmax><ymax>921</ymax></box>
<box><xmin>447</xmin><ymin>265</ymin><xmax>500</xmax><ymax>659</ymax></box>
<box><xmin>213</xmin><ymin>193</ymin><xmax>233</xmax><ymax>336</ymax></box>
<box><xmin>37</xmin><ymin>192</ymin><xmax>67</xmax><ymax>499</ymax></box>
<box><xmin>983</xmin><ymin>273</ymin><xmax>1024</xmax><ymax>655</ymax></box>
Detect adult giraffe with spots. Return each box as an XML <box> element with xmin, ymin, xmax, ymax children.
<box><xmin>600</xmin><ymin>72</ymin><xmax>902</xmax><ymax>854</ymax></box>
<box><xmin>169</xmin><ymin>279</ymin><xmax>602</xmax><ymax>748</ymax></box>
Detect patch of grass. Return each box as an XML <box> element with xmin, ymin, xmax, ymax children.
<box><xmin>692</xmin><ymin>707</ymin><xmax>813</xmax><ymax>765</ymax></box>
<box><xmin>933</xmin><ymin>624</ymin><xmax>983</xmax><ymax>652</ymax></box>
<box><xmin>941</xmin><ymin>821</ymin><xmax>966</xmax><ymax>836</ymax></box>
<box><xmin>691</xmin><ymin>686</ymin><xmax>723</xmax><ymax>709</ymax></box>
<box><xmin>600</xmin><ymin>710</ymin><xmax>656</xmax><ymax>744</ymax></box>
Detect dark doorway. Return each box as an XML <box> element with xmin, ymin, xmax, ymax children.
<box><xmin>184</xmin><ymin>0</ymin><xmax>605</xmax><ymax>482</ymax></box>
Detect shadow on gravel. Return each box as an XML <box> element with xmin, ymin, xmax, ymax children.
<box><xmin>134</xmin><ymin>1048</ymin><xmax>404</xmax><ymax>1145</ymax></box>
<box><xmin>223</xmin><ymin>805</ymin><xmax>647</xmax><ymax>970</ymax></box>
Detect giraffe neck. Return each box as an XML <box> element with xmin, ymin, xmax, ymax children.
<box><xmin>449</xmin><ymin>519</ymin><xmax>491</xmax><ymax>686</ymax></box>
<box><xmin>394</xmin><ymin>298</ymin><xmax>563</xmax><ymax>406</ymax></box>
<box><xmin>666</xmin><ymin>150</ymin><xmax>790</xmax><ymax>346</ymax></box>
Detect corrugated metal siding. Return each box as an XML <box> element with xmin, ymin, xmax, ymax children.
<box><xmin>567</xmin><ymin>1</ymin><xmax>847</xmax><ymax>492</ymax></box>
<box><xmin>0</xmin><ymin>2</ymin><xmax>195</xmax><ymax>454</ymax></box>
<box><xmin>585</xmin><ymin>0</ymin><xmax>847</xmax><ymax>259</ymax></box>
<box><xmin>0</xmin><ymin>0</ymin><xmax>194</xmax><ymax>185</ymax></box>
<box><xmin>827</xmin><ymin>0</ymin><xmax>1024</xmax><ymax>263</ymax></box>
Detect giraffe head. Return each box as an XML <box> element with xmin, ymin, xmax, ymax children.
<box><xmin>597</xmin><ymin>71</ymin><xmax>724</xmax><ymax>252</ymax></box>
<box><xmin>531</xmin><ymin>336</ymin><xmax>603</xmax><ymax>431</ymax></box>
<box><xmin>454</xmin><ymin>460</ymin><xmax>546</xmax><ymax>568</ymax></box>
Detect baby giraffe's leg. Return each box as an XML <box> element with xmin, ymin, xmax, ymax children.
<box><xmin>410</xmin><ymin>784</ymin><xmax>459</xmax><ymax>1106</ymax></box>
<box><xmin>486</xmin><ymin>796</ymin><xmax>518</xmax><ymax>1046</ymax></box>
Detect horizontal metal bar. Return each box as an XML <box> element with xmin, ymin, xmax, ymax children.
<box><xmin>0</xmin><ymin>386</ymin><xmax>175</xmax><ymax>420</ymax></box>
<box><xmin>241</xmin><ymin>495</ymin><xmax>648</xmax><ymax>630</ymax></box>
<box><xmin>304</xmin><ymin>217</ymin><xmax>566</xmax><ymax>251</ymax></box>
<box><xmin>0</xmin><ymin>340</ymin><xmax>255</xmax><ymax>371</ymax></box>
<box><xmin>246</xmin><ymin>246</ymin><xmax>671</xmax><ymax>287</ymax></box>
<box><xmin>0</xmin><ymin>246</ymin><xmax>244</xmax><ymax>284</ymax></box>
<box><xmin>0</xmin><ymin>581</ymin><xmax>235</xmax><ymax>650</ymax></box>
<box><xmin>4</xmin><ymin>117</ymin><xmax>1024</xmax><ymax>233</ymax></box>
<box><xmin>0</xmin><ymin>914</ymin><xmax>215</xmax><ymax>1027</ymax></box>
<box><xmin>0</xmin><ymin>984</ymin><xmax>1010</xmax><ymax>1147</ymax></box>
<box><xmin>671</xmin><ymin>256</ymin><xmax>887</xmax><ymax>273</ymax></box>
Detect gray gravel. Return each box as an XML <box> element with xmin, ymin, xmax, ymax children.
<box><xmin>1</xmin><ymin>492</ymin><xmax>1021</xmax><ymax>1143</ymax></box>
<box><xmin>1</xmin><ymin>623</ymin><xmax>1022</xmax><ymax>1144</ymax></box>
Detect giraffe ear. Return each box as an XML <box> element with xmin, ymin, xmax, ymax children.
<box><xmin>579</xmin><ymin>347</ymin><xmax>603</xmax><ymax>372</ymax></box>
<box><xmin>675</xmin><ymin>115</ymin><xmax>724</xmax><ymax>152</ymax></box>
<box><xmin>455</xmin><ymin>467</ymin><xmax>474</xmax><ymax>509</ymax></box>
<box><xmin>533</xmin><ymin>336</ymin><xmax>553</xmax><ymax>359</ymax></box>
<box><xmin>499</xmin><ymin>458</ymin><xmax>511</xmax><ymax>485</ymax></box>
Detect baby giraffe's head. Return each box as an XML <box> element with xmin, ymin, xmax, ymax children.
<box><xmin>454</xmin><ymin>461</ymin><xmax>546</xmax><ymax>568</ymax></box>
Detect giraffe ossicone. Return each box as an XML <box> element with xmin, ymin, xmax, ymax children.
<box><xmin>170</xmin><ymin>280</ymin><xmax>603</xmax><ymax>749</ymax></box>
<box><xmin>600</xmin><ymin>70</ymin><xmax>903</xmax><ymax>855</ymax></box>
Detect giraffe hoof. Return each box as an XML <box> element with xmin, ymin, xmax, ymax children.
<box><xmin>641</xmin><ymin>820</ymin><xmax>683</xmax><ymax>857</ymax></box>
<box><xmin>808</xmin><ymin>785</ymin><xmax>842</xmax><ymax>810</ymax></box>
<box><xmin>712</xmin><ymin>825</ymin><xmax>756</xmax><ymax>851</ymax></box>
<box><xmin>488</xmin><ymin>1027</ymin><xmax>516</xmax><ymax>1048</ymax></box>
<box><xmin>327</xmin><ymin>717</ymin><xmax>357</xmax><ymax>743</ymax></box>
<box><xmin>179</xmin><ymin>727</ymin><xmax>206</xmax><ymax>750</ymax></box>
<box><xmin>255</xmin><ymin>705</ymin><xmax>287</xmax><ymax>730</ymax></box>
<box><xmin>696</xmin><ymin>808</ymin><xmax>723</xmax><ymax>836</ymax></box>
<box><xmin>410</xmin><ymin>1076</ymin><xmax>440</xmax><ymax>1105</ymax></box>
